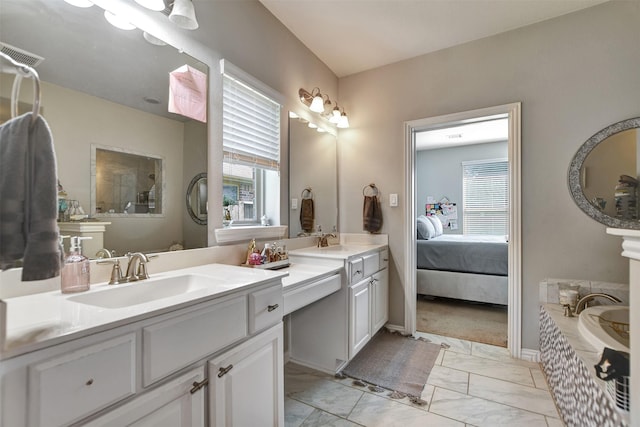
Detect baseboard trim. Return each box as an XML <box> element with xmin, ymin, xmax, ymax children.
<box><xmin>521</xmin><ymin>348</ymin><xmax>541</xmax><ymax>362</ymax></box>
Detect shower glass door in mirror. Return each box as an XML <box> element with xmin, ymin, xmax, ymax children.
<box><xmin>92</xmin><ymin>146</ymin><xmax>164</xmax><ymax>215</ymax></box>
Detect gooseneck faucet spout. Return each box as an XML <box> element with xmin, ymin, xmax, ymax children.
<box><xmin>574</xmin><ymin>293</ymin><xmax>622</xmax><ymax>315</ymax></box>
<box><xmin>124</xmin><ymin>252</ymin><xmax>151</xmax><ymax>282</ymax></box>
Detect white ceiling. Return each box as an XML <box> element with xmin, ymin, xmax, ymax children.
<box><xmin>416</xmin><ymin>117</ymin><xmax>508</xmax><ymax>151</ymax></box>
<box><xmin>259</xmin><ymin>0</ymin><xmax>609</xmax><ymax>77</ymax></box>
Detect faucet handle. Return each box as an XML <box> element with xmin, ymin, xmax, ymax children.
<box><xmin>98</xmin><ymin>259</ymin><xmax>124</xmax><ymax>285</ymax></box>
<box><xmin>135</xmin><ymin>254</ymin><xmax>157</xmax><ymax>280</ymax></box>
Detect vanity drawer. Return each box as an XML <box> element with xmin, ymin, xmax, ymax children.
<box><xmin>283</xmin><ymin>273</ymin><xmax>341</xmax><ymax>315</ymax></box>
<box><xmin>362</xmin><ymin>252</ymin><xmax>379</xmax><ymax>277</ymax></box>
<box><xmin>143</xmin><ymin>295</ymin><xmax>247</xmax><ymax>386</ymax></box>
<box><xmin>349</xmin><ymin>258</ymin><xmax>364</xmax><ymax>284</ymax></box>
<box><xmin>249</xmin><ymin>284</ymin><xmax>283</xmax><ymax>333</ymax></box>
<box><xmin>28</xmin><ymin>333</ymin><xmax>136</xmax><ymax>427</ymax></box>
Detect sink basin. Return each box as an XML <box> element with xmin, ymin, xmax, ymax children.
<box><xmin>67</xmin><ymin>274</ymin><xmax>219</xmax><ymax>309</ymax></box>
<box><xmin>577</xmin><ymin>305</ymin><xmax>630</xmax><ymax>352</ymax></box>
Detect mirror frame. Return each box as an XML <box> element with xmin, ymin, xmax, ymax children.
<box><xmin>187</xmin><ymin>172</ymin><xmax>208</xmax><ymax>225</ymax></box>
<box><xmin>568</xmin><ymin>117</ymin><xmax>640</xmax><ymax>229</ymax></box>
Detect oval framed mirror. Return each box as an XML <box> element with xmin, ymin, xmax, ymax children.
<box><xmin>187</xmin><ymin>173</ymin><xmax>208</xmax><ymax>225</ymax></box>
<box><xmin>568</xmin><ymin>117</ymin><xmax>640</xmax><ymax>229</ymax></box>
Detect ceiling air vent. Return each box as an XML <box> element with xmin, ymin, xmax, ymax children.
<box><xmin>0</xmin><ymin>42</ymin><xmax>44</xmax><ymax>68</ymax></box>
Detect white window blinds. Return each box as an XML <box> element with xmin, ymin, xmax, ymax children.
<box><xmin>222</xmin><ymin>72</ymin><xmax>281</xmax><ymax>171</ymax></box>
<box><xmin>462</xmin><ymin>159</ymin><xmax>509</xmax><ymax>235</ymax></box>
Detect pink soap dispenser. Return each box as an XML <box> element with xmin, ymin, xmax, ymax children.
<box><xmin>61</xmin><ymin>236</ymin><xmax>92</xmax><ymax>293</ymax></box>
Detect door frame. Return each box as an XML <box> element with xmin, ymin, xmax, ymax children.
<box><xmin>403</xmin><ymin>102</ymin><xmax>522</xmax><ymax>357</ymax></box>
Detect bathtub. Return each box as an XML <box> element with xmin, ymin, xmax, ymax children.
<box><xmin>577</xmin><ymin>305</ymin><xmax>629</xmax><ymax>353</ymax></box>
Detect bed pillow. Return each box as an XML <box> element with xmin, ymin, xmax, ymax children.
<box><xmin>427</xmin><ymin>215</ymin><xmax>444</xmax><ymax>236</ymax></box>
<box><xmin>417</xmin><ymin>215</ymin><xmax>436</xmax><ymax>240</ymax></box>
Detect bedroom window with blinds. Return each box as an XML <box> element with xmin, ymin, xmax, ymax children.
<box><xmin>462</xmin><ymin>159</ymin><xmax>508</xmax><ymax>235</ymax></box>
<box><xmin>221</xmin><ymin>60</ymin><xmax>282</xmax><ymax>224</ymax></box>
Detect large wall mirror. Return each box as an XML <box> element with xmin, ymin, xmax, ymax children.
<box><xmin>288</xmin><ymin>114</ymin><xmax>338</xmax><ymax>236</ymax></box>
<box><xmin>568</xmin><ymin>117</ymin><xmax>640</xmax><ymax>229</ymax></box>
<box><xmin>1</xmin><ymin>0</ymin><xmax>209</xmax><ymax>257</ymax></box>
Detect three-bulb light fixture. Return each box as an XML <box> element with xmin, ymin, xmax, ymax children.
<box><xmin>299</xmin><ymin>87</ymin><xmax>350</xmax><ymax>129</ymax></box>
<box><xmin>63</xmin><ymin>0</ymin><xmax>199</xmax><ymax>38</ymax></box>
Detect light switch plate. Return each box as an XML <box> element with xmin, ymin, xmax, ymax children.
<box><xmin>390</xmin><ymin>193</ymin><xmax>398</xmax><ymax>207</ymax></box>
<box><xmin>291</xmin><ymin>198</ymin><xmax>298</xmax><ymax>209</ymax></box>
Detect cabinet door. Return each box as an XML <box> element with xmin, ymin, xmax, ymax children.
<box><xmin>209</xmin><ymin>323</ymin><xmax>283</xmax><ymax>427</ymax></box>
<box><xmin>84</xmin><ymin>368</ymin><xmax>205</xmax><ymax>427</ymax></box>
<box><xmin>371</xmin><ymin>268</ymin><xmax>389</xmax><ymax>334</ymax></box>
<box><xmin>349</xmin><ymin>278</ymin><xmax>371</xmax><ymax>358</ymax></box>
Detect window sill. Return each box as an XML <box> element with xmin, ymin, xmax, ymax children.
<box><xmin>214</xmin><ymin>225</ymin><xmax>288</xmax><ymax>244</ymax></box>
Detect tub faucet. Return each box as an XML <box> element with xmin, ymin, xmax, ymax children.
<box><xmin>124</xmin><ymin>252</ymin><xmax>151</xmax><ymax>282</ymax></box>
<box><xmin>317</xmin><ymin>233</ymin><xmax>336</xmax><ymax>247</ymax></box>
<box><xmin>574</xmin><ymin>293</ymin><xmax>622</xmax><ymax>315</ymax></box>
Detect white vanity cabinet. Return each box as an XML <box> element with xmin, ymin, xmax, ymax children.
<box><xmin>289</xmin><ymin>245</ymin><xmax>389</xmax><ymax>373</ymax></box>
<box><xmin>208</xmin><ymin>323</ymin><xmax>283</xmax><ymax>426</ymax></box>
<box><xmin>1</xmin><ymin>279</ymin><xmax>284</xmax><ymax>427</ymax></box>
<box><xmin>348</xmin><ymin>249</ymin><xmax>389</xmax><ymax>358</ymax></box>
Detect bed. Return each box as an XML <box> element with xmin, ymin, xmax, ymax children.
<box><xmin>416</xmin><ymin>231</ymin><xmax>508</xmax><ymax>306</ymax></box>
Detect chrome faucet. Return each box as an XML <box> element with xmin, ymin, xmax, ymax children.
<box><xmin>124</xmin><ymin>252</ymin><xmax>151</xmax><ymax>282</ymax></box>
<box><xmin>574</xmin><ymin>293</ymin><xmax>622</xmax><ymax>315</ymax></box>
<box><xmin>317</xmin><ymin>233</ymin><xmax>336</xmax><ymax>247</ymax></box>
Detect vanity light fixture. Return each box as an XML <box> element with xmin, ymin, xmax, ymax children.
<box><xmin>329</xmin><ymin>104</ymin><xmax>341</xmax><ymax>124</ymax></box>
<box><xmin>63</xmin><ymin>0</ymin><xmax>93</xmax><ymax>7</ymax></box>
<box><xmin>308</xmin><ymin>122</ymin><xmax>318</xmax><ymax>129</ymax></box>
<box><xmin>169</xmin><ymin>0</ymin><xmax>199</xmax><ymax>30</ymax></box>
<box><xmin>104</xmin><ymin>10</ymin><xmax>137</xmax><ymax>30</ymax></box>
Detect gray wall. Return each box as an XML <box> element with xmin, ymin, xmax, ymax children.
<box><xmin>337</xmin><ymin>1</ymin><xmax>640</xmax><ymax>349</ymax></box>
<box><xmin>416</xmin><ymin>141</ymin><xmax>508</xmax><ymax>233</ymax></box>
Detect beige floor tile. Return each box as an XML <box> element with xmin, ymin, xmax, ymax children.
<box><xmin>471</xmin><ymin>342</ymin><xmax>541</xmax><ymax>369</ymax></box>
<box><xmin>285</xmin><ymin>397</ymin><xmax>315</xmax><ymax>427</ymax></box>
<box><xmin>468</xmin><ymin>374</ymin><xmax>559</xmax><ymax>418</ymax></box>
<box><xmin>531</xmin><ymin>368</ymin><xmax>550</xmax><ymax>390</ymax></box>
<box><xmin>349</xmin><ymin>392</ymin><xmax>464</xmax><ymax>427</ymax></box>
<box><xmin>545</xmin><ymin>415</ymin><xmax>565</xmax><ymax>427</ymax></box>
<box><xmin>427</xmin><ymin>365</ymin><xmax>469</xmax><ymax>394</ymax></box>
<box><xmin>442</xmin><ymin>351</ymin><xmax>535</xmax><ymax>387</ymax></box>
<box><xmin>288</xmin><ymin>378</ymin><xmax>364</xmax><ymax>418</ymax></box>
<box><xmin>300</xmin><ymin>409</ymin><xmax>361</xmax><ymax>427</ymax></box>
<box><xmin>429</xmin><ymin>388</ymin><xmax>549</xmax><ymax>426</ymax></box>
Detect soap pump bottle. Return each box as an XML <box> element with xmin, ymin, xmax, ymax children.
<box><xmin>61</xmin><ymin>236</ymin><xmax>92</xmax><ymax>293</ymax></box>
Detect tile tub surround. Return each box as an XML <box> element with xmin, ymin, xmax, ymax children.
<box><xmin>539</xmin><ymin>278</ymin><xmax>629</xmax><ymax>305</ymax></box>
<box><xmin>540</xmin><ymin>304</ymin><xmax>628</xmax><ymax>426</ymax></box>
<box><xmin>285</xmin><ymin>334</ymin><xmax>561</xmax><ymax>426</ymax></box>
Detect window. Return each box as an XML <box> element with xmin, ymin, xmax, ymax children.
<box><xmin>462</xmin><ymin>159</ymin><xmax>508</xmax><ymax>235</ymax></box>
<box><xmin>221</xmin><ymin>61</ymin><xmax>282</xmax><ymax>224</ymax></box>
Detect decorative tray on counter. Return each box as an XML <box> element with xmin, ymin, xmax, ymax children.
<box><xmin>242</xmin><ymin>259</ymin><xmax>290</xmax><ymax>270</ymax></box>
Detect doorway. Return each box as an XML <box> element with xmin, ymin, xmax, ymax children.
<box><xmin>403</xmin><ymin>103</ymin><xmax>523</xmax><ymax>357</ymax></box>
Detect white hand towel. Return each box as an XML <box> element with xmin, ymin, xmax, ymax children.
<box><xmin>0</xmin><ymin>112</ymin><xmax>63</xmax><ymax>281</ymax></box>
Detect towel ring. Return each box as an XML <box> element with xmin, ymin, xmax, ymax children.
<box><xmin>301</xmin><ymin>188</ymin><xmax>314</xmax><ymax>199</ymax></box>
<box><xmin>1</xmin><ymin>51</ymin><xmax>41</xmax><ymax>127</ymax></box>
<box><xmin>362</xmin><ymin>183</ymin><xmax>379</xmax><ymax>197</ymax></box>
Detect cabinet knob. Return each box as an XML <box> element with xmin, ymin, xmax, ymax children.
<box><xmin>267</xmin><ymin>304</ymin><xmax>279</xmax><ymax>312</ymax></box>
<box><xmin>218</xmin><ymin>364</ymin><xmax>234</xmax><ymax>378</ymax></box>
<box><xmin>354</xmin><ymin>270</ymin><xmax>362</xmax><ymax>275</ymax></box>
<box><xmin>85</xmin><ymin>379</ymin><xmax>94</xmax><ymax>386</ymax></box>
<box><xmin>190</xmin><ymin>378</ymin><xmax>209</xmax><ymax>394</ymax></box>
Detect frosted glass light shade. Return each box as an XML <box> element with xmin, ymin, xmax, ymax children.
<box><xmin>135</xmin><ymin>0</ymin><xmax>165</xmax><ymax>11</ymax></box>
<box><xmin>169</xmin><ymin>0</ymin><xmax>199</xmax><ymax>30</ymax></box>
<box><xmin>143</xmin><ymin>31</ymin><xmax>167</xmax><ymax>46</ymax></box>
<box><xmin>337</xmin><ymin>113</ymin><xmax>350</xmax><ymax>129</ymax></box>
<box><xmin>309</xmin><ymin>95</ymin><xmax>325</xmax><ymax>113</ymax></box>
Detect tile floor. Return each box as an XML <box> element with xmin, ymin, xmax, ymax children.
<box><xmin>285</xmin><ymin>332</ymin><xmax>562</xmax><ymax>427</ymax></box>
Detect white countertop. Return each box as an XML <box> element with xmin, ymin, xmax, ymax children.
<box><xmin>288</xmin><ymin>243</ymin><xmax>386</xmax><ymax>259</ymax></box>
<box><xmin>1</xmin><ymin>263</ymin><xmax>287</xmax><ymax>360</ymax></box>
